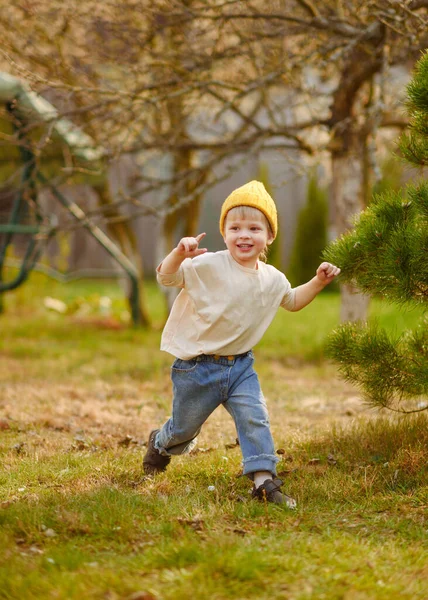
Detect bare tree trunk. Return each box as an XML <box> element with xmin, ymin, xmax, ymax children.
<box><xmin>339</xmin><ymin>283</ymin><xmax>370</xmax><ymax>322</ymax></box>
<box><xmin>96</xmin><ymin>183</ymin><xmax>151</xmax><ymax>327</ymax></box>
<box><xmin>331</xmin><ymin>134</ymin><xmax>370</xmax><ymax>322</ymax></box>
<box><xmin>160</xmin><ymin>156</ymin><xmax>208</xmax><ymax>314</ymax></box>
<box><xmin>329</xmin><ymin>28</ymin><xmax>385</xmax><ymax>322</ymax></box>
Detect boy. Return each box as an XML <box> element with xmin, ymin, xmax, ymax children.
<box><xmin>144</xmin><ymin>180</ymin><xmax>340</xmax><ymax>506</ymax></box>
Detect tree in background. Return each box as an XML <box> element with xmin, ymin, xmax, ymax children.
<box><xmin>371</xmin><ymin>157</ymin><xmax>404</xmax><ymax>198</ymax></box>
<box><xmin>1</xmin><ymin>1</ymin><xmax>427</xmax><ymax>323</ymax></box>
<box><xmin>257</xmin><ymin>163</ymin><xmax>282</xmax><ymax>270</ymax></box>
<box><xmin>288</xmin><ymin>172</ymin><xmax>328</xmax><ymax>287</ymax></box>
<box><xmin>324</xmin><ymin>52</ymin><xmax>428</xmax><ymax>413</ymax></box>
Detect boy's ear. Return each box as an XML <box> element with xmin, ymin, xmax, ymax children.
<box><xmin>267</xmin><ymin>234</ymin><xmax>274</xmax><ymax>245</ymax></box>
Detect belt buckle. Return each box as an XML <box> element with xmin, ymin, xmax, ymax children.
<box><xmin>213</xmin><ymin>354</ymin><xmax>235</xmax><ymax>361</ymax></box>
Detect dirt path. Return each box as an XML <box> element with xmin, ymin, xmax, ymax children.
<box><xmin>0</xmin><ymin>361</ymin><xmax>370</xmax><ymax>455</ymax></box>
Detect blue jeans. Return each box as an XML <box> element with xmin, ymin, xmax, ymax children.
<box><xmin>155</xmin><ymin>351</ymin><xmax>279</xmax><ymax>477</ymax></box>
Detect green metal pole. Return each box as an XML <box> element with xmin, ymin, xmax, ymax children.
<box><xmin>0</xmin><ymin>104</ymin><xmax>41</xmax><ymax>298</ymax></box>
<box><xmin>0</xmin><ymin>103</ymin><xmax>44</xmax><ymax>294</ymax></box>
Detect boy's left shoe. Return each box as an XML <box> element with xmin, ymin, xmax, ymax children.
<box><xmin>143</xmin><ymin>429</ymin><xmax>171</xmax><ymax>475</ymax></box>
<box><xmin>252</xmin><ymin>478</ymin><xmax>297</xmax><ymax>508</ymax></box>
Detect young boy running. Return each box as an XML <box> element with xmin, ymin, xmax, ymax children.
<box><xmin>143</xmin><ymin>180</ymin><xmax>340</xmax><ymax>506</ymax></box>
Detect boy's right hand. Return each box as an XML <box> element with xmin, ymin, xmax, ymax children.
<box><xmin>175</xmin><ymin>233</ymin><xmax>207</xmax><ymax>258</ymax></box>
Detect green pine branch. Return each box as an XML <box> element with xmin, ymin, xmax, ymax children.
<box><xmin>324</xmin><ymin>51</ymin><xmax>428</xmax><ymax>412</ymax></box>
<box><xmin>400</xmin><ymin>50</ymin><xmax>428</xmax><ymax>166</ymax></box>
<box><xmin>323</xmin><ymin>182</ymin><xmax>428</xmax><ymax>304</ymax></box>
<box><xmin>326</xmin><ymin>321</ymin><xmax>428</xmax><ymax>413</ymax></box>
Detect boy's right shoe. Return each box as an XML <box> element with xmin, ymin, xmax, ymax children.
<box><xmin>252</xmin><ymin>478</ymin><xmax>297</xmax><ymax>508</ymax></box>
<box><xmin>143</xmin><ymin>429</ymin><xmax>171</xmax><ymax>475</ymax></box>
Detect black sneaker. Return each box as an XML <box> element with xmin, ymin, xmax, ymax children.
<box><xmin>252</xmin><ymin>478</ymin><xmax>297</xmax><ymax>508</ymax></box>
<box><xmin>143</xmin><ymin>429</ymin><xmax>171</xmax><ymax>475</ymax></box>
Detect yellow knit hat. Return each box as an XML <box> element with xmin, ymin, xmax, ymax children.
<box><xmin>219</xmin><ymin>180</ymin><xmax>278</xmax><ymax>239</ymax></box>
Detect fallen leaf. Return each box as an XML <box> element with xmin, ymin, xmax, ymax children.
<box><xmin>235</xmin><ymin>495</ymin><xmax>247</xmax><ymax>502</ymax></box>
<box><xmin>190</xmin><ymin>447</ymin><xmax>214</xmax><ymax>454</ymax></box>
<box><xmin>12</xmin><ymin>443</ymin><xmax>25</xmax><ymax>454</ymax></box>
<box><xmin>125</xmin><ymin>592</ymin><xmax>157</xmax><ymax>600</ymax></box>
<box><xmin>327</xmin><ymin>454</ymin><xmax>337</xmax><ymax>465</ymax></box>
<box><xmin>44</xmin><ymin>297</ymin><xmax>67</xmax><ymax>313</ymax></box>
<box><xmin>177</xmin><ymin>517</ymin><xmax>204</xmax><ymax>531</ymax></box>
<box><xmin>225</xmin><ymin>440</ymin><xmax>239</xmax><ymax>449</ymax></box>
<box><xmin>44</xmin><ymin>528</ymin><xmax>57</xmax><ymax>538</ymax></box>
<box><xmin>277</xmin><ymin>468</ymin><xmax>298</xmax><ymax>477</ymax></box>
<box><xmin>118</xmin><ymin>435</ymin><xmax>133</xmax><ymax>447</ymax></box>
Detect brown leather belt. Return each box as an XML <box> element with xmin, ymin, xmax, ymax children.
<box><xmin>194</xmin><ymin>351</ymin><xmax>251</xmax><ymax>364</ymax></box>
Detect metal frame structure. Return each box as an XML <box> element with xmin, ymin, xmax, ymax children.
<box><xmin>0</xmin><ymin>73</ymin><xmax>141</xmax><ymax>324</ymax></box>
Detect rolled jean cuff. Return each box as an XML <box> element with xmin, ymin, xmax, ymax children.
<box><xmin>155</xmin><ymin>433</ymin><xmax>198</xmax><ymax>457</ymax></box>
<box><xmin>153</xmin><ymin>431</ymin><xmax>172</xmax><ymax>456</ymax></box>
<box><xmin>242</xmin><ymin>453</ymin><xmax>280</xmax><ymax>476</ymax></box>
<box><xmin>155</xmin><ymin>443</ymin><xmax>172</xmax><ymax>457</ymax></box>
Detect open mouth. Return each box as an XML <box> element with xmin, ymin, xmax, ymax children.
<box><xmin>237</xmin><ymin>244</ymin><xmax>253</xmax><ymax>249</ymax></box>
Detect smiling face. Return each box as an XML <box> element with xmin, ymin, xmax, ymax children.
<box><xmin>223</xmin><ymin>206</ymin><xmax>274</xmax><ymax>269</ymax></box>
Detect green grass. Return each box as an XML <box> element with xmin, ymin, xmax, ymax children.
<box><xmin>0</xmin><ymin>275</ymin><xmax>427</xmax><ymax>599</ymax></box>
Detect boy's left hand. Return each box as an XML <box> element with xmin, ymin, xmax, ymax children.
<box><xmin>316</xmin><ymin>262</ymin><xmax>341</xmax><ymax>284</ymax></box>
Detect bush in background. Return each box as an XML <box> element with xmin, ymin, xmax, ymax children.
<box><xmin>288</xmin><ymin>171</ymin><xmax>328</xmax><ymax>286</ymax></box>
<box><xmin>258</xmin><ymin>163</ymin><xmax>283</xmax><ymax>270</ymax></box>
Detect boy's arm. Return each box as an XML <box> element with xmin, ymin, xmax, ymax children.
<box><xmin>291</xmin><ymin>262</ymin><xmax>340</xmax><ymax>311</ymax></box>
<box><xmin>158</xmin><ymin>232</ymin><xmax>207</xmax><ymax>274</ymax></box>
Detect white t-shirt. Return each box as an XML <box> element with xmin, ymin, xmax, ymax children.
<box><xmin>157</xmin><ymin>250</ymin><xmax>296</xmax><ymax>360</ymax></box>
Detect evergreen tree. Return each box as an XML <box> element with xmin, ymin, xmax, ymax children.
<box><xmin>323</xmin><ymin>52</ymin><xmax>428</xmax><ymax>413</ymax></box>
<box><xmin>288</xmin><ymin>172</ymin><xmax>328</xmax><ymax>286</ymax></box>
<box><xmin>258</xmin><ymin>163</ymin><xmax>282</xmax><ymax>270</ymax></box>
<box><xmin>371</xmin><ymin>157</ymin><xmax>404</xmax><ymax>198</ymax></box>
